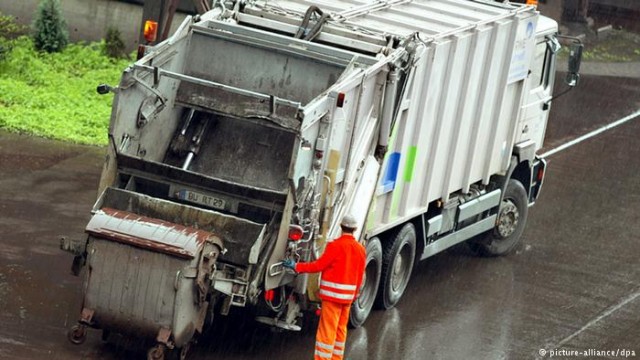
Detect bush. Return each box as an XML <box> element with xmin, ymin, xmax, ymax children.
<box><xmin>103</xmin><ymin>27</ymin><xmax>127</xmax><ymax>59</ymax></box>
<box><xmin>0</xmin><ymin>12</ymin><xmax>28</xmax><ymax>39</ymax></box>
<box><xmin>32</xmin><ymin>0</ymin><xmax>69</xmax><ymax>53</ymax></box>
<box><xmin>0</xmin><ymin>11</ymin><xmax>28</xmax><ymax>61</ymax></box>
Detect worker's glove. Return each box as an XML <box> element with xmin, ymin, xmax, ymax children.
<box><xmin>282</xmin><ymin>258</ymin><xmax>297</xmax><ymax>271</ymax></box>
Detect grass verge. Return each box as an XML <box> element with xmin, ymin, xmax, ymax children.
<box><xmin>559</xmin><ymin>29</ymin><xmax>640</xmax><ymax>62</ymax></box>
<box><xmin>0</xmin><ymin>36</ymin><xmax>130</xmax><ymax>145</ymax></box>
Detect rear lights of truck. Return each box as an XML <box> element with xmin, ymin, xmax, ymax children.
<box><xmin>337</xmin><ymin>92</ymin><xmax>346</xmax><ymax>107</ymax></box>
<box><xmin>536</xmin><ymin>166</ymin><xmax>545</xmax><ymax>182</ymax></box>
<box><xmin>288</xmin><ymin>225</ymin><xmax>304</xmax><ymax>241</ymax></box>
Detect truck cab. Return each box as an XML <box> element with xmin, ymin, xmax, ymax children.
<box><xmin>519</xmin><ymin>15</ymin><xmax>561</xmax><ymax>150</ymax></box>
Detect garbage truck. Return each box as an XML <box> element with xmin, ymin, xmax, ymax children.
<box><xmin>61</xmin><ymin>0</ymin><xmax>582</xmax><ymax>358</ymax></box>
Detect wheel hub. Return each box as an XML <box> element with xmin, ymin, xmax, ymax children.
<box><xmin>391</xmin><ymin>248</ymin><xmax>407</xmax><ymax>291</ymax></box>
<box><xmin>496</xmin><ymin>200</ymin><xmax>519</xmax><ymax>238</ymax></box>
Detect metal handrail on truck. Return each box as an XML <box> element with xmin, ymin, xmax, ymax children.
<box><xmin>133</xmin><ymin>63</ymin><xmax>303</xmax><ymax>110</ymax></box>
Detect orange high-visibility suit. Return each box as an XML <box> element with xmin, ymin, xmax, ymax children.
<box><xmin>295</xmin><ymin>233</ymin><xmax>366</xmax><ymax>360</ymax></box>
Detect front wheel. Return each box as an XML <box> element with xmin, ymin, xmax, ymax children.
<box><xmin>376</xmin><ymin>223</ymin><xmax>416</xmax><ymax>310</ymax></box>
<box><xmin>349</xmin><ymin>237</ymin><xmax>382</xmax><ymax>328</ymax></box>
<box><xmin>469</xmin><ymin>179</ymin><xmax>529</xmax><ymax>256</ymax></box>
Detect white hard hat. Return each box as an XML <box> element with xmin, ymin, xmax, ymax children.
<box><xmin>340</xmin><ymin>214</ymin><xmax>358</xmax><ymax>229</ymax></box>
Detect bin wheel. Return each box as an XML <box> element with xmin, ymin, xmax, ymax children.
<box><xmin>67</xmin><ymin>324</ymin><xmax>87</xmax><ymax>345</ymax></box>
<box><xmin>147</xmin><ymin>344</ymin><xmax>166</xmax><ymax>360</ymax></box>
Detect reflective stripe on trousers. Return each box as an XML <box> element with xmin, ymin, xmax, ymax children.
<box><xmin>333</xmin><ymin>341</ymin><xmax>345</xmax><ymax>356</ymax></box>
<box><xmin>315</xmin><ymin>340</ymin><xmax>333</xmax><ymax>359</ymax></box>
<box><xmin>315</xmin><ymin>301</ymin><xmax>351</xmax><ymax>360</ymax></box>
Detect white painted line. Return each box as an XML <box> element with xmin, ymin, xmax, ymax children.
<box><xmin>556</xmin><ymin>289</ymin><xmax>640</xmax><ymax>348</ymax></box>
<box><xmin>540</xmin><ymin>109</ymin><xmax>640</xmax><ymax>158</ymax></box>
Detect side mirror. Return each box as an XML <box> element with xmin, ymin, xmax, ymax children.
<box><xmin>566</xmin><ymin>42</ymin><xmax>583</xmax><ymax>87</ymax></box>
<box><xmin>568</xmin><ymin>43</ymin><xmax>583</xmax><ymax>73</ymax></box>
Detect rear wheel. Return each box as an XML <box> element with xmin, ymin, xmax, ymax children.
<box><xmin>469</xmin><ymin>179</ymin><xmax>529</xmax><ymax>256</ymax></box>
<box><xmin>376</xmin><ymin>223</ymin><xmax>416</xmax><ymax>310</ymax></box>
<box><xmin>349</xmin><ymin>237</ymin><xmax>382</xmax><ymax>328</ymax></box>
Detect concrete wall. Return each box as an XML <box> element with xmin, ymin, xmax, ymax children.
<box><xmin>0</xmin><ymin>0</ymin><xmax>187</xmax><ymax>51</ymax></box>
<box><xmin>538</xmin><ymin>2</ymin><xmax>563</xmax><ymax>23</ymax></box>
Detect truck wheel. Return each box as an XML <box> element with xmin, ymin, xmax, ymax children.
<box><xmin>470</xmin><ymin>179</ymin><xmax>528</xmax><ymax>256</ymax></box>
<box><xmin>376</xmin><ymin>223</ymin><xmax>416</xmax><ymax>310</ymax></box>
<box><xmin>349</xmin><ymin>237</ymin><xmax>382</xmax><ymax>328</ymax></box>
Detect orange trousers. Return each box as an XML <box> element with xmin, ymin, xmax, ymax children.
<box><xmin>314</xmin><ymin>300</ymin><xmax>351</xmax><ymax>360</ymax></box>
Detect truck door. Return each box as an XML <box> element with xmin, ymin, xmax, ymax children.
<box><xmin>519</xmin><ymin>37</ymin><xmax>558</xmax><ymax>149</ymax></box>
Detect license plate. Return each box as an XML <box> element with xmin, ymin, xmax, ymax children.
<box><xmin>177</xmin><ymin>190</ymin><xmax>226</xmax><ymax>210</ymax></box>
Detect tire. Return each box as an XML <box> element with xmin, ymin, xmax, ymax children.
<box><xmin>469</xmin><ymin>179</ymin><xmax>529</xmax><ymax>256</ymax></box>
<box><xmin>349</xmin><ymin>237</ymin><xmax>382</xmax><ymax>328</ymax></box>
<box><xmin>376</xmin><ymin>223</ymin><xmax>416</xmax><ymax>310</ymax></box>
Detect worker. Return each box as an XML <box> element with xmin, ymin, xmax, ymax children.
<box><xmin>282</xmin><ymin>214</ymin><xmax>366</xmax><ymax>360</ymax></box>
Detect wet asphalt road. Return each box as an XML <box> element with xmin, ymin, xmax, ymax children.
<box><xmin>0</xmin><ymin>72</ymin><xmax>639</xmax><ymax>360</ymax></box>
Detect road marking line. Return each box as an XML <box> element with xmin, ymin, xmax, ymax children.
<box><xmin>554</xmin><ymin>289</ymin><xmax>640</xmax><ymax>348</ymax></box>
<box><xmin>540</xmin><ymin>109</ymin><xmax>640</xmax><ymax>158</ymax></box>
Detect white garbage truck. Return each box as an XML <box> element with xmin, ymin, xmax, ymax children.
<box><xmin>62</xmin><ymin>0</ymin><xmax>582</xmax><ymax>358</ymax></box>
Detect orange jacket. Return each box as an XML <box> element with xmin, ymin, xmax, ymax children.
<box><xmin>295</xmin><ymin>233</ymin><xmax>366</xmax><ymax>304</ymax></box>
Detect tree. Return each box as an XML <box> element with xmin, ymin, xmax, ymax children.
<box><xmin>103</xmin><ymin>27</ymin><xmax>127</xmax><ymax>59</ymax></box>
<box><xmin>32</xmin><ymin>0</ymin><xmax>69</xmax><ymax>53</ymax></box>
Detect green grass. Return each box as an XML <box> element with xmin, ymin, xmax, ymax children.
<box><xmin>0</xmin><ymin>36</ymin><xmax>130</xmax><ymax>145</ymax></box>
<box><xmin>558</xmin><ymin>29</ymin><xmax>640</xmax><ymax>63</ymax></box>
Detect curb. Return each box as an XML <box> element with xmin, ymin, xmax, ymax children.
<box><xmin>557</xmin><ymin>61</ymin><xmax>640</xmax><ymax>78</ymax></box>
